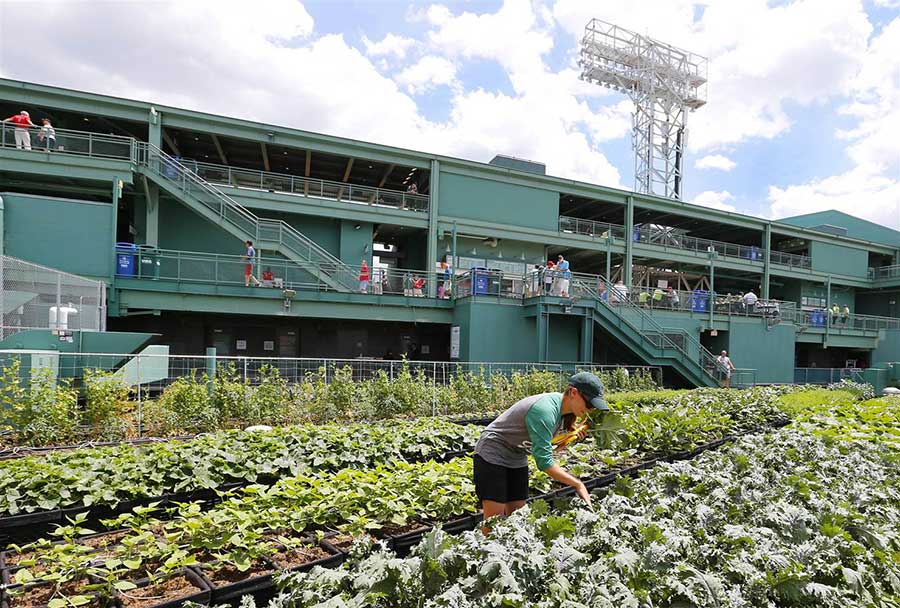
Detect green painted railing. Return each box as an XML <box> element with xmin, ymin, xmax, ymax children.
<box><xmin>0</xmin><ymin>123</ymin><xmax>133</xmax><ymax>160</ymax></box>
<box><xmin>183</xmin><ymin>159</ymin><xmax>429</xmax><ymax>213</ymax></box>
<box><xmin>114</xmin><ymin>247</ymin><xmax>450</xmax><ymax>299</ymax></box>
<box><xmin>134</xmin><ymin>143</ymin><xmax>358</xmax><ymax>292</ymax></box>
<box><xmin>796</xmin><ymin>310</ymin><xmax>900</xmax><ymax>332</ymax></box>
<box><xmin>870</xmin><ymin>264</ymin><xmax>900</xmax><ymax>280</ymax></box>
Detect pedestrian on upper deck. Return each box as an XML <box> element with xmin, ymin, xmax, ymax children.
<box><xmin>3</xmin><ymin>110</ymin><xmax>36</xmax><ymax>150</ymax></box>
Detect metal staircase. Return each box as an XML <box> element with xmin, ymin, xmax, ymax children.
<box><xmin>134</xmin><ymin>143</ymin><xmax>356</xmax><ymax>292</ymax></box>
<box><xmin>569</xmin><ymin>275</ymin><xmax>721</xmax><ymax>387</ymax></box>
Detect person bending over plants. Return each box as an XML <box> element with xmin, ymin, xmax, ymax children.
<box><xmin>473</xmin><ymin>372</ymin><xmax>607</xmax><ymax>531</ymax></box>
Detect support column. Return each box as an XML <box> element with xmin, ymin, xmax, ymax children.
<box><xmin>825</xmin><ymin>275</ymin><xmax>832</xmax><ymax>345</ymax></box>
<box><xmin>143</xmin><ymin>177</ymin><xmax>159</xmax><ymax>247</ymax></box>
<box><xmin>0</xmin><ymin>195</ymin><xmax>5</xmax><ymax>257</ymax></box>
<box><xmin>624</xmin><ymin>195</ymin><xmax>634</xmax><ymax>287</ymax></box>
<box><xmin>762</xmin><ymin>224</ymin><xmax>771</xmax><ymax>299</ymax></box>
<box><xmin>111</xmin><ymin>177</ymin><xmax>122</xmax><ymax>282</ymax></box>
<box><xmin>426</xmin><ymin>160</ymin><xmax>440</xmax><ymax>298</ymax></box>
<box><xmin>605</xmin><ymin>234</ymin><xmax>612</xmax><ymax>281</ymax></box>
<box><xmin>149</xmin><ymin>107</ymin><xmax>162</xmax><ymax>148</ymax></box>
<box><xmin>205</xmin><ymin>347</ymin><xmax>217</xmax><ymax>396</ymax></box>
<box><xmin>537</xmin><ymin>307</ymin><xmax>548</xmax><ymax>362</ymax></box>
<box><xmin>708</xmin><ymin>252</ymin><xmax>716</xmax><ymax>328</ymax></box>
<box><xmin>580</xmin><ymin>314</ymin><xmax>593</xmax><ymax>364</ymax></box>
<box><xmin>451</xmin><ymin>221</ymin><xmax>458</xmax><ymax>294</ymax></box>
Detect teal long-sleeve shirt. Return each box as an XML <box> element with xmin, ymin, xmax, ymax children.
<box><xmin>474</xmin><ymin>392</ymin><xmax>563</xmax><ymax>471</ymax></box>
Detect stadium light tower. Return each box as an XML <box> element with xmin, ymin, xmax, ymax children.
<box><xmin>579</xmin><ymin>19</ymin><xmax>708</xmax><ymax>200</ymax></box>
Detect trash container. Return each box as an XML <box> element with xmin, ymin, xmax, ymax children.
<box><xmin>473</xmin><ymin>268</ymin><xmax>490</xmax><ymax>295</ymax></box>
<box><xmin>691</xmin><ymin>289</ymin><xmax>709</xmax><ymax>313</ymax></box>
<box><xmin>138</xmin><ymin>245</ymin><xmax>160</xmax><ymax>279</ymax></box>
<box><xmin>116</xmin><ymin>242</ymin><xmax>137</xmax><ymax>277</ymax></box>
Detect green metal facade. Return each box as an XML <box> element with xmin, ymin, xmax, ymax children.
<box><xmin>2</xmin><ymin>77</ymin><xmax>900</xmax><ymax>386</ymax></box>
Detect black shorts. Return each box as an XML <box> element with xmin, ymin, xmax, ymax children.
<box><xmin>473</xmin><ymin>453</ymin><xmax>529</xmax><ymax>503</ymax></box>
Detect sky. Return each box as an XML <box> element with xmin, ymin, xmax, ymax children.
<box><xmin>0</xmin><ymin>0</ymin><xmax>898</xmax><ymax>228</ymax></box>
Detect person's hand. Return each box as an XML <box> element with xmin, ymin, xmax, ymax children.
<box><xmin>576</xmin><ymin>426</ymin><xmax>589</xmax><ymax>442</ymax></box>
<box><xmin>575</xmin><ymin>482</ymin><xmax>592</xmax><ymax>509</ymax></box>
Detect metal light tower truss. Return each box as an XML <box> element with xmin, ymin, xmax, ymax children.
<box><xmin>579</xmin><ymin>19</ymin><xmax>707</xmax><ymax>200</ymax></box>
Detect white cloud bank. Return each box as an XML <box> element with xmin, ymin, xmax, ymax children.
<box><xmin>695</xmin><ymin>154</ymin><xmax>737</xmax><ymax>171</ymax></box>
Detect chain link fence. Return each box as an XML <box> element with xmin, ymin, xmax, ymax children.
<box><xmin>0</xmin><ymin>255</ymin><xmax>105</xmax><ymax>341</ymax></box>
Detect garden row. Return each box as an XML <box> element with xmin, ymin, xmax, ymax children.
<box><xmin>0</xmin><ymin>418</ymin><xmax>481</xmax><ymax>526</ymax></box>
<box><xmin>0</xmin><ymin>361</ymin><xmax>656</xmax><ymax>447</ymax></box>
<box><xmin>259</xmin><ymin>389</ymin><xmax>900</xmax><ymax>607</ymax></box>
<box><xmin>0</xmin><ymin>385</ymin><xmax>804</xmax><ymax>607</ymax></box>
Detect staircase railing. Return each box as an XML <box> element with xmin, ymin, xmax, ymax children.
<box><xmin>566</xmin><ymin>272</ymin><xmax>720</xmax><ymax>384</ymax></box>
<box><xmin>135</xmin><ymin>143</ymin><xmax>356</xmax><ymax>290</ymax></box>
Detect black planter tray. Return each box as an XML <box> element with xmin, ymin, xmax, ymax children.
<box><xmin>115</xmin><ymin>568</ymin><xmax>210</xmax><ymax>608</ymax></box>
<box><xmin>0</xmin><ymin>510</ymin><xmax>62</xmax><ymax>532</ymax></box>
<box><xmin>431</xmin><ymin>512</ymin><xmax>482</xmax><ymax>535</ymax></box>
<box><xmin>193</xmin><ymin>558</ymin><xmax>278</xmax><ymax>604</ymax></box>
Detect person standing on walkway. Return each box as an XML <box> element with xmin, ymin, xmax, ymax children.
<box><xmin>543</xmin><ymin>261</ymin><xmax>555</xmax><ymax>295</ymax></box>
<box><xmin>3</xmin><ymin>110</ymin><xmax>36</xmax><ymax>150</ymax></box>
<box><xmin>359</xmin><ymin>259</ymin><xmax>370</xmax><ymax>293</ymax></box>
<box><xmin>742</xmin><ymin>290</ymin><xmax>758</xmax><ymax>315</ymax></box>
<box><xmin>830</xmin><ymin>303</ymin><xmax>841</xmax><ymax>326</ymax></box>
<box><xmin>841</xmin><ymin>305</ymin><xmax>850</xmax><ymax>327</ymax></box>
<box><xmin>243</xmin><ymin>240</ymin><xmax>260</xmax><ymax>287</ymax></box>
<box><xmin>556</xmin><ymin>255</ymin><xmax>571</xmax><ymax>297</ymax></box>
<box><xmin>473</xmin><ymin>372</ymin><xmax>607</xmax><ymax>532</ymax></box>
<box><xmin>38</xmin><ymin>118</ymin><xmax>56</xmax><ymax>151</ymax></box>
<box><xmin>716</xmin><ymin>350</ymin><xmax>735</xmax><ymax>388</ymax></box>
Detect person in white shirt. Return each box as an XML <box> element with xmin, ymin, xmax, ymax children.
<box><xmin>741</xmin><ymin>290</ymin><xmax>758</xmax><ymax>314</ymax></box>
<box><xmin>611</xmin><ymin>280</ymin><xmax>628</xmax><ymax>304</ymax></box>
<box><xmin>38</xmin><ymin>118</ymin><xmax>56</xmax><ymax>151</ymax></box>
<box><xmin>716</xmin><ymin>350</ymin><xmax>735</xmax><ymax>388</ymax></box>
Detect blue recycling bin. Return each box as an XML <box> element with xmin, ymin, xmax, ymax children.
<box><xmin>473</xmin><ymin>268</ymin><xmax>490</xmax><ymax>295</ymax></box>
<box><xmin>116</xmin><ymin>242</ymin><xmax>137</xmax><ymax>277</ymax></box>
<box><xmin>813</xmin><ymin>309</ymin><xmax>826</xmax><ymax>327</ymax></box>
<box><xmin>633</xmin><ymin>228</ymin><xmax>641</xmax><ymax>242</ymax></box>
<box><xmin>691</xmin><ymin>289</ymin><xmax>709</xmax><ymax>313</ymax></box>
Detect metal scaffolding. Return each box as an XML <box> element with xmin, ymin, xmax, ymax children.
<box><xmin>579</xmin><ymin>19</ymin><xmax>708</xmax><ymax>199</ymax></box>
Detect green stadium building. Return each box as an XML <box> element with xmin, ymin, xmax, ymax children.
<box><xmin>2</xmin><ymin>78</ymin><xmax>899</xmax><ymax>388</ymax></box>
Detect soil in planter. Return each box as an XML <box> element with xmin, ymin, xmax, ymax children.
<box><xmin>378</xmin><ymin>522</ymin><xmax>431</xmax><ymax>536</ymax></box>
<box><xmin>80</xmin><ymin>530</ymin><xmax>128</xmax><ymax>550</ymax></box>
<box><xmin>118</xmin><ymin>574</ymin><xmax>203</xmax><ymax>608</ymax></box>
<box><xmin>7</xmin><ymin>578</ymin><xmax>97</xmax><ymax>608</ymax></box>
<box><xmin>328</xmin><ymin>534</ymin><xmax>356</xmax><ymax>552</ymax></box>
<box><xmin>270</xmin><ymin>544</ymin><xmax>331</xmax><ymax>570</ymax></box>
<box><xmin>203</xmin><ymin>563</ymin><xmax>273</xmax><ymax>586</ymax></box>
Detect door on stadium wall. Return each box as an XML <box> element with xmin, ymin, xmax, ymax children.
<box><xmin>277</xmin><ymin>327</ymin><xmax>299</xmax><ymax>357</ymax></box>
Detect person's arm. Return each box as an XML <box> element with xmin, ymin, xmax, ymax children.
<box><xmin>525</xmin><ymin>403</ymin><xmax>591</xmax><ymax>507</ymax></box>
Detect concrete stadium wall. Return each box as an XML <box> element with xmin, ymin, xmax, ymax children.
<box><xmin>1</xmin><ymin>192</ymin><xmax>113</xmax><ymax>279</ymax></box>
<box><xmin>439</xmin><ymin>172</ymin><xmax>558</xmax><ymax>232</ymax></box>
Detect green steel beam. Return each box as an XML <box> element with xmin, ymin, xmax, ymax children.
<box><xmin>624</xmin><ymin>195</ymin><xmax>634</xmax><ymax>286</ymax></box>
<box><xmin>0</xmin><ymin>149</ymin><xmax>134</xmax><ymax>184</ymax></box>
<box><xmin>224</xmin><ymin>187</ymin><xmax>429</xmax><ymax>229</ymax></box>
<box><xmin>762</xmin><ymin>224</ymin><xmax>772</xmax><ymax>299</ymax></box>
<box><xmin>426</xmin><ymin>160</ymin><xmax>440</xmax><ymax>297</ymax></box>
<box><xmin>142</xmin><ymin>175</ymin><xmax>159</xmax><ymax>247</ymax></box>
<box><xmin>0</xmin><ymin>78</ymin><xmax>151</xmax><ymax>123</ymax></box>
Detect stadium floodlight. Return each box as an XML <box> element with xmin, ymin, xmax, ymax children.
<box><xmin>579</xmin><ymin>19</ymin><xmax>707</xmax><ymax>200</ymax></box>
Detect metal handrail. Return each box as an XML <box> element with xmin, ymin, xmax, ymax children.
<box><xmin>770</xmin><ymin>250</ymin><xmax>811</xmax><ymax>269</ymax></box>
<box><xmin>632</xmin><ymin>224</ymin><xmax>764</xmax><ymax>262</ymax></box>
<box><xmin>558</xmin><ymin>216</ymin><xmax>626</xmax><ymax>239</ymax></box>
<box><xmin>0</xmin><ymin>123</ymin><xmax>133</xmax><ymax>160</ymax></box>
<box><xmin>183</xmin><ymin>159</ymin><xmax>429</xmax><ymax>213</ymax></box>
<box><xmin>564</xmin><ymin>271</ymin><xmax>720</xmax><ymax>384</ymax></box>
<box><xmin>870</xmin><ymin>264</ymin><xmax>900</xmax><ymax>280</ymax></box>
<box><xmin>114</xmin><ymin>247</ymin><xmax>451</xmax><ymax>299</ymax></box>
<box><xmin>134</xmin><ymin>143</ymin><xmax>357</xmax><ymax>291</ymax></box>
<box><xmin>796</xmin><ymin>309</ymin><xmax>900</xmax><ymax>331</ymax></box>
<box><xmin>627</xmin><ymin>284</ymin><xmax>797</xmax><ymax>322</ymax></box>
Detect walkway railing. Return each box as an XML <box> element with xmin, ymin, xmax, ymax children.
<box><xmin>870</xmin><ymin>265</ymin><xmax>900</xmax><ymax>280</ymax></box>
<box><xmin>626</xmin><ymin>284</ymin><xmax>798</xmax><ymax>322</ymax></box>
<box><xmin>183</xmin><ymin>159</ymin><xmax>429</xmax><ymax>213</ymax></box>
<box><xmin>794</xmin><ymin>367</ymin><xmax>865</xmax><ymax>385</ymax></box>
<box><xmin>114</xmin><ymin>247</ymin><xmax>451</xmax><ymax>299</ymax></box>
<box><xmin>453</xmin><ymin>269</ymin><xmax>523</xmax><ymax>300</ymax></box>
<box><xmin>0</xmin><ymin>124</ymin><xmax>133</xmax><ymax>160</ymax></box>
<box><xmin>796</xmin><ymin>310</ymin><xmax>900</xmax><ymax>332</ymax></box>
<box><xmin>632</xmin><ymin>224</ymin><xmax>764</xmax><ymax>262</ymax></box>
<box><xmin>770</xmin><ymin>250</ymin><xmax>811</xmax><ymax>269</ymax></box>
<box><xmin>135</xmin><ymin>143</ymin><xmax>358</xmax><ymax>291</ymax></box>
<box><xmin>558</xmin><ymin>216</ymin><xmax>626</xmax><ymax>240</ymax></box>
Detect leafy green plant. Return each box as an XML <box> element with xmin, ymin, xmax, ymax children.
<box><xmin>83</xmin><ymin>368</ymin><xmax>131</xmax><ymax>440</ymax></box>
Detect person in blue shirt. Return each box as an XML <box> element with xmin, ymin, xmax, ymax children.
<box><xmin>556</xmin><ymin>255</ymin><xmax>571</xmax><ymax>297</ymax></box>
<box><xmin>243</xmin><ymin>240</ymin><xmax>260</xmax><ymax>287</ymax></box>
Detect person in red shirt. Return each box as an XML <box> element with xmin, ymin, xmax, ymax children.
<box><xmin>359</xmin><ymin>259</ymin><xmax>370</xmax><ymax>293</ymax></box>
<box><xmin>3</xmin><ymin>110</ymin><xmax>36</xmax><ymax>150</ymax></box>
<box><xmin>413</xmin><ymin>276</ymin><xmax>425</xmax><ymax>297</ymax></box>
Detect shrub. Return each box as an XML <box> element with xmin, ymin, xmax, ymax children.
<box><xmin>155</xmin><ymin>371</ymin><xmax>219</xmax><ymax>433</ymax></box>
<box><xmin>249</xmin><ymin>364</ymin><xmax>290</xmax><ymax>425</ymax></box>
<box><xmin>826</xmin><ymin>378</ymin><xmax>875</xmax><ymax>401</ymax></box>
<box><xmin>13</xmin><ymin>369</ymin><xmax>80</xmax><ymax>446</ymax></box>
<box><xmin>83</xmin><ymin>368</ymin><xmax>131</xmax><ymax>440</ymax></box>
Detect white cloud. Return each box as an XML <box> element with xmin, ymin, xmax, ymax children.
<box><xmin>767</xmin><ymin>17</ymin><xmax>900</xmax><ymax>228</ymax></box>
<box><xmin>695</xmin><ymin>154</ymin><xmax>737</xmax><ymax>171</ymax></box>
<box><xmin>394</xmin><ymin>56</ymin><xmax>458</xmax><ymax>95</ymax></box>
<box><xmin>691</xmin><ymin>190</ymin><xmax>739</xmax><ymax>213</ymax></box>
<box><xmin>768</xmin><ymin>165</ymin><xmax>900</xmax><ymax>227</ymax></box>
<box><xmin>362</xmin><ymin>33</ymin><xmax>416</xmax><ymax>59</ymax></box>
